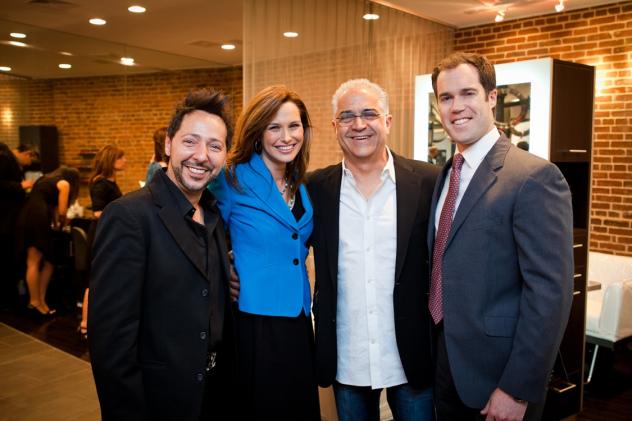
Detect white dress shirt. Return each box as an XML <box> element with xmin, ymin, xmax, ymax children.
<box><xmin>435</xmin><ymin>127</ymin><xmax>500</xmax><ymax>233</ymax></box>
<box><xmin>336</xmin><ymin>147</ymin><xmax>407</xmax><ymax>388</ymax></box>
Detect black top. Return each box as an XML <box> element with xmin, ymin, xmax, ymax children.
<box><xmin>90</xmin><ymin>178</ymin><xmax>122</xmax><ymax>212</ymax></box>
<box><xmin>0</xmin><ymin>148</ymin><xmax>26</xmax><ymax>235</ymax></box>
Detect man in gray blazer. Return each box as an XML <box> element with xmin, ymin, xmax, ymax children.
<box><xmin>429</xmin><ymin>52</ymin><xmax>573</xmax><ymax>421</ymax></box>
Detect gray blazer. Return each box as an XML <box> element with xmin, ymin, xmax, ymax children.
<box><xmin>428</xmin><ymin>135</ymin><xmax>574</xmax><ymax>406</ymax></box>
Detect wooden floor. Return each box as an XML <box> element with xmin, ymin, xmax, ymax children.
<box><xmin>1</xmin><ymin>305</ymin><xmax>630</xmax><ymax>420</ymax></box>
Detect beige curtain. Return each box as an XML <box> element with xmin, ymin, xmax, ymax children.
<box><xmin>243</xmin><ymin>0</ymin><xmax>454</xmax><ymax>169</ymax></box>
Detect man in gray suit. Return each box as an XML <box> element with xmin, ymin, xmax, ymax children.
<box><xmin>429</xmin><ymin>52</ymin><xmax>573</xmax><ymax>421</ymax></box>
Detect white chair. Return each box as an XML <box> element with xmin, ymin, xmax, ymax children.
<box><xmin>585</xmin><ymin>251</ymin><xmax>632</xmax><ymax>383</ymax></box>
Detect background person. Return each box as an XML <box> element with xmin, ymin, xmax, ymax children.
<box><xmin>17</xmin><ymin>165</ymin><xmax>80</xmax><ymax>317</ymax></box>
<box><xmin>0</xmin><ymin>143</ymin><xmax>34</xmax><ymax>310</ymax></box>
<box><xmin>145</xmin><ymin>127</ymin><xmax>169</xmax><ymax>183</ymax></box>
<box><xmin>212</xmin><ymin>85</ymin><xmax>320</xmax><ymax>420</ymax></box>
<box><xmin>77</xmin><ymin>145</ymin><xmax>126</xmax><ymax>339</ymax></box>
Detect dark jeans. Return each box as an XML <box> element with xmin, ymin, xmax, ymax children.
<box><xmin>333</xmin><ymin>381</ymin><xmax>434</xmax><ymax>421</ymax></box>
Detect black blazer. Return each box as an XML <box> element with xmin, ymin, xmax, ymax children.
<box><xmin>88</xmin><ymin>171</ymin><xmax>234</xmax><ymax>421</ymax></box>
<box><xmin>307</xmin><ymin>152</ymin><xmax>439</xmax><ymax>389</ymax></box>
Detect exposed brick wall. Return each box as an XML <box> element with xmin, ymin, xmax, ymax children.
<box><xmin>2</xmin><ymin>67</ymin><xmax>242</xmax><ymax>206</ymax></box>
<box><xmin>454</xmin><ymin>1</ymin><xmax>632</xmax><ymax>256</ymax></box>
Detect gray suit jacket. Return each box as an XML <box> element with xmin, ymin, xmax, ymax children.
<box><xmin>428</xmin><ymin>135</ymin><xmax>574</xmax><ymax>407</ymax></box>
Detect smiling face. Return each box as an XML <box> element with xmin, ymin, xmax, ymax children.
<box><xmin>165</xmin><ymin>109</ymin><xmax>228</xmax><ymax>202</ymax></box>
<box><xmin>260</xmin><ymin>101</ymin><xmax>304</xmax><ymax>173</ymax></box>
<box><xmin>436</xmin><ymin>63</ymin><xmax>497</xmax><ymax>152</ymax></box>
<box><xmin>333</xmin><ymin>86</ymin><xmax>391</xmax><ymax>165</ymax></box>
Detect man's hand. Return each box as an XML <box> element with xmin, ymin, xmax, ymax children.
<box><xmin>21</xmin><ymin>179</ymin><xmax>34</xmax><ymax>190</ymax></box>
<box><xmin>480</xmin><ymin>388</ymin><xmax>527</xmax><ymax>421</ymax></box>
<box><xmin>228</xmin><ymin>251</ymin><xmax>240</xmax><ymax>302</ymax></box>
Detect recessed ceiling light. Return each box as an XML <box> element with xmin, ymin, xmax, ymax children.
<box><xmin>363</xmin><ymin>13</ymin><xmax>380</xmax><ymax>20</ymax></box>
<box><xmin>60</xmin><ymin>51</ymin><xmax>73</xmax><ymax>56</ymax></box>
<box><xmin>8</xmin><ymin>41</ymin><xmax>27</xmax><ymax>47</ymax></box>
<box><xmin>221</xmin><ymin>44</ymin><xmax>236</xmax><ymax>50</ymax></box>
<box><xmin>283</xmin><ymin>31</ymin><xmax>299</xmax><ymax>38</ymax></box>
<box><xmin>89</xmin><ymin>18</ymin><xmax>107</xmax><ymax>26</ymax></box>
<box><xmin>0</xmin><ymin>66</ymin><xmax>11</xmax><ymax>72</ymax></box>
<box><xmin>128</xmin><ymin>5</ymin><xmax>146</xmax><ymax>13</ymax></box>
<box><xmin>10</xmin><ymin>32</ymin><xmax>26</xmax><ymax>39</ymax></box>
<box><xmin>59</xmin><ymin>63</ymin><xmax>72</xmax><ymax>69</ymax></box>
<box><xmin>120</xmin><ymin>57</ymin><xmax>135</xmax><ymax>66</ymax></box>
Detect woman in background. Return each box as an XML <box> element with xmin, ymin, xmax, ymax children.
<box><xmin>145</xmin><ymin>127</ymin><xmax>168</xmax><ymax>183</ymax></box>
<box><xmin>79</xmin><ymin>145</ymin><xmax>126</xmax><ymax>338</ymax></box>
<box><xmin>18</xmin><ymin>165</ymin><xmax>80</xmax><ymax>317</ymax></box>
<box><xmin>212</xmin><ymin>85</ymin><xmax>319</xmax><ymax>420</ymax></box>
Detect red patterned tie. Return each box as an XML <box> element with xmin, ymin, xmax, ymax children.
<box><xmin>429</xmin><ymin>153</ymin><xmax>465</xmax><ymax>324</ymax></box>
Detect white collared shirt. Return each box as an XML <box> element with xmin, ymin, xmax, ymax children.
<box><xmin>435</xmin><ymin>127</ymin><xmax>500</xmax><ymax>232</ymax></box>
<box><xmin>336</xmin><ymin>147</ymin><xmax>407</xmax><ymax>388</ymax></box>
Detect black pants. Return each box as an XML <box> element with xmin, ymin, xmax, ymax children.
<box><xmin>433</xmin><ymin>325</ymin><xmax>544</xmax><ymax>421</ymax></box>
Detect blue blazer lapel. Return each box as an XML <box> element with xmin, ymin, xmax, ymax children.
<box><xmin>446</xmin><ymin>137</ymin><xmax>510</xmax><ymax>248</ymax></box>
<box><xmin>239</xmin><ymin>153</ymin><xmax>301</xmax><ymax>229</ymax></box>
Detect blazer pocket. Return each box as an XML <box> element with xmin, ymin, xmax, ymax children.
<box><xmin>484</xmin><ymin>316</ymin><xmax>517</xmax><ymax>337</ymax></box>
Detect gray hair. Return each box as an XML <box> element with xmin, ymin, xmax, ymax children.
<box><xmin>331</xmin><ymin>79</ymin><xmax>389</xmax><ymax>118</ymax></box>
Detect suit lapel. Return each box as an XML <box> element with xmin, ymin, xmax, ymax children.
<box><xmin>446</xmin><ymin>136</ymin><xmax>510</xmax><ymax>248</ymax></box>
<box><xmin>150</xmin><ymin>175</ymin><xmax>208</xmax><ymax>280</ymax></box>
<box><xmin>323</xmin><ymin>165</ymin><xmax>342</xmax><ymax>289</ymax></box>
<box><xmin>393</xmin><ymin>154</ymin><xmax>422</xmax><ymax>282</ymax></box>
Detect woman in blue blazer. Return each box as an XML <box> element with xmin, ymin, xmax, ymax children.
<box><xmin>211</xmin><ymin>85</ymin><xmax>319</xmax><ymax>420</ymax></box>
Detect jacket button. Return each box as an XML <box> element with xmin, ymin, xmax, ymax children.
<box><xmin>200</xmin><ymin>331</ymin><xmax>207</xmax><ymax>340</ymax></box>
<box><xmin>293</xmin><ymin>258</ymin><xmax>299</xmax><ymax>265</ymax></box>
<box><xmin>201</xmin><ymin>288</ymin><xmax>208</xmax><ymax>297</ymax></box>
<box><xmin>196</xmin><ymin>373</ymin><xmax>204</xmax><ymax>382</ymax></box>
<box><xmin>292</xmin><ymin>233</ymin><xmax>298</xmax><ymax>240</ymax></box>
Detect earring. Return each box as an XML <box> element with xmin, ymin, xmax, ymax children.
<box><xmin>254</xmin><ymin>139</ymin><xmax>262</xmax><ymax>153</ymax></box>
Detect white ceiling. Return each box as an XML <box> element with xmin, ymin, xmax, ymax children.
<box><xmin>0</xmin><ymin>0</ymin><xmax>619</xmax><ymax>79</ymax></box>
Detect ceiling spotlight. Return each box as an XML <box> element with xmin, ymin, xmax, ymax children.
<box><xmin>221</xmin><ymin>44</ymin><xmax>236</xmax><ymax>50</ymax></box>
<box><xmin>60</xmin><ymin>51</ymin><xmax>73</xmax><ymax>56</ymax></box>
<box><xmin>128</xmin><ymin>5</ymin><xmax>146</xmax><ymax>13</ymax></box>
<box><xmin>120</xmin><ymin>57</ymin><xmax>135</xmax><ymax>66</ymax></box>
<box><xmin>10</xmin><ymin>32</ymin><xmax>26</xmax><ymax>39</ymax></box>
<box><xmin>283</xmin><ymin>31</ymin><xmax>299</xmax><ymax>38</ymax></box>
<box><xmin>89</xmin><ymin>18</ymin><xmax>107</xmax><ymax>26</ymax></box>
<box><xmin>0</xmin><ymin>66</ymin><xmax>11</xmax><ymax>72</ymax></box>
<box><xmin>8</xmin><ymin>41</ymin><xmax>27</xmax><ymax>47</ymax></box>
<box><xmin>363</xmin><ymin>13</ymin><xmax>380</xmax><ymax>20</ymax></box>
<box><xmin>58</xmin><ymin>63</ymin><xmax>72</xmax><ymax>69</ymax></box>
<box><xmin>555</xmin><ymin>1</ymin><xmax>565</xmax><ymax>12</ymax></box>
<box><xmin>495</xmin><ymin>11</ymin><xmax>505</xmax><ymax>22</ymax></box>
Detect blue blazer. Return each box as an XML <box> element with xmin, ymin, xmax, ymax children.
<box><xmin>212</xmin><ymin>153</ymin><xmax>313</xmax><ymax>317</ymax></box>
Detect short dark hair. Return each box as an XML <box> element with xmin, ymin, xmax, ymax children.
<box><xmin>431</xmin><ymin>52</ymin><xmax>496</xmax><ymax>97</ymax></box>
<box><xmin>16</xmin><ymin>144</ymin><xmax>33</xmax><ymax>153</ymax></box>
<box><xmin>166</xmin><ymin>88</ymin><xmax>234</xmax><ymax>149</ymax></box>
